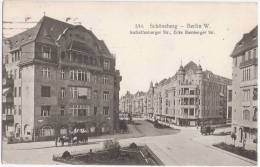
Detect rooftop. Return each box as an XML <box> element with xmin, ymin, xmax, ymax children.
<box><xmin>230</xmin><ymin>26</ymin><xmax>258</xmax><ymax>57</ymax></box>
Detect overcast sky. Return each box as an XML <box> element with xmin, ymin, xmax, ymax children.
<box><xmin>3</xmin><ymin>1</ymin><xmax>257</xmax><ymax>97</ymax></box>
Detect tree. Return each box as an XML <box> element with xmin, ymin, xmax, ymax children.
<box><xmin>231</xmin><ymin>132</ymin><xmax>237</xmax><ymax>146</ymax></box>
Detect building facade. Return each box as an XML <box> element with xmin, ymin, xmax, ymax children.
<box><xmin>119</xmin><ymin>91</ymin><xmax>146</xmax><ymax>118</ymax></box>
<box><xmin>151</xmin><ymin>61</ymin><xmax>231</xmax><ymax>126</ymax></box>
<box><xmin>119</xmin><ymin>91</ymin><xmax>133</xmax><ymax>114</ymax></box>
<box><xmin>231</xmin><ymin>26</ymin><xmax>258</xmax><ymax>144</ymax></box>
<box><xmin>119</xmin><ymin>61</ymin><xmax>231</xmax><ymax>126</ymax></box>
<box><xmin>2</xmin><ymin>16</ymin><xmax>121</xmax><ymax>141</ymax></box>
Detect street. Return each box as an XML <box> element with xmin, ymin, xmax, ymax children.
<box><xmin>2</xmin><ymin>120</ymin><xmax>256</xmax><ymax>166</ymax></box>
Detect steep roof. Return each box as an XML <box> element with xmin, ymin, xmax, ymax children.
<box><xmin>6</xmin><ymin>16</ymin><xmax>73</xmax><ymax>49</ymax></box>
<box><xmin>231</xmin><ymin>26</ymin><xmax>258</xmax><ymax>57</ymax></box>
<box><xmin>5</xmin><ymin>16</ymin><xmax>112</xmax><ymax>57</ymax></box>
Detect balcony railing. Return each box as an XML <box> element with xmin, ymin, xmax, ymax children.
<box><xmin>240</xmin><ymin>57</ymin><xmax>258</xmax><ymax>68</ymax></box>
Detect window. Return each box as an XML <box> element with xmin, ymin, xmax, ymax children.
<box><xmin>248</xmin><ymin>50</ymin><xmax>251</xmax><ymax>60</ymax></box>
<box><xmin>190</xmin><ymin>108</ymin><xmax>194</xmax><ymax>116</ymax></box>
<box><xmin>69</xmin><ymin>69</ymin><xmax>91</xmax><ymax>81</ymax></box>
<box><xmin>42</xmin><ymin>46</ymin><xmax>51</xmax><ymax>59</ymax></box>
<box><xmin>94</xmin><ymin>90</ymin><xmax>98</xmax><ymax>99</ymax></box>
<box><xmin>61</xmin><ymin>87</ymin><xmax>65</xmax><ymax>99</ymax></box>
<box><xmin>253</xmin><ymin>88</ymin><xmax>257</xmax><ymax>100</ymax></box>
<box><xmin>71</xmin><ymin>104</ymin><xmax>90</xmax><ymax>117</ymax></box>
<box><xmin>41</xmin><ymin>106</ymin><xmax>50</xmax><ymax>117</ymax></box>
<box><xmin>70</xmin><ymin>87</ymin><xmax>91</xmax><ymax>99</ymax></box>
<box><xmin>234</xmin><ymin>57</ymin><xmax>237</xmax><ymax>67</ymax></box>
<box><xmin>18</xmin><ymin>105</ymin><xmax>22</xmax><ymax>115</ymax></box>
<box><xmin>71</xmin><ymin>87</ymin><xmax>78</xmax><ymax>99</ymax></box>
<box><xmin>41</xmin><ymin>86</ymin><xmax>51</xmax><ymax>97</ymax></box>
<box><xmin>19</xmin><ymin>87</ymin><xmax>21</xmax><ymax>97</ymax></box>
<box><xmin>78</xmin><ymin>105</ymin><xmax>90</xmax><ymax>116</ymax></box>
<box><xmin>243</xmin><ymin>89</ymin><xmax>250</xmax><ymax>101</ymax></box>
<box><xmin>86</xmin><ymin>71</ymin><xmax>91</xmax><ymax>82</ymax></box>
<box><xmin>253</xmin><ymin>48</ymin><xmax>257</xmax><ymax>58</ymax></box>
<box><xmin>242</xmin><ymin>110</ymin><xmax>250</xmax><ymax>121</ymax></box>
<box><xmin>5</xmin><ymin>55</ymin><xmax>9</xmax><ymax>64</ymax></box>
<box><xmin>19</xmin><ymin>69</ymin><xmax>21</xmax><ymax>79</ymax></box>
<box><xmin>14</xmin><ymin>105</ymin><xmax>17</xmax><ymax>115</ymax></box>
<box><xmin>104</xmin><ymin>60</ymin><xmax>110</xmax><ymax>70</ymax></box>
<box><xmin>228</xmin><ymin>107</ymin><xmax>232</xmax><ymax>119</ymax></box>
<box><xmin>94</xmin><ymin>106</ymin><xmax>97</xmax><ymax>115</ymax></box>
<box><xmin>78</xmin><ymin>70</ymin><xmax>83</xmax><ymax>81</ymax></box>
<box><xmin>14</xmin><ymin>69</ymin><xmax>17</xmax><ymax>79</ymax></box>
<box><xmin>14</xmin><ymin>87</ymin><xmax>17</xmax><ymax>97</ymax></box>
<box><xmin>103</xmin><ymin>107</ymin><xmax>109</xmax><ymax>115</ymax></box>
<box><xmin>253</xmin><ymin>107</ymin><xmax>257</xmax><ymax>121</ymax></box>
<box><xmin>12</xmin><ymin>53</ymin><xmax>14</xmax><ymax>62</ymax></box>
<box><xmin>228</xmin><ymin>90</ymin><xmax>232</xmax><ymax>102</ymax></box>
<box><xmin>103</xmin><ymin>76</ymin><xmax>109</xmax><ymax>84</ymax></box>
<box><xmin>242</xmin><ymin>54</ymin><xmax>245</xmax><ymax>62</ymax></box>
<box><xmin>60</xmin><ymin>69</ymin><xmax>65</xmax><ymax>79</ymax></box>
<box><xmin>60</xmin><ymin>106</ymin><xmax>65</xmax><ymax>116</ymax></box>
<box><xmin>103</xmin><ymin>91</ymin><xmax>109</xmax><ymax>101</ymax></box>
<box><xmin>190</xmin><ymin>90</ymin><xmax>195</xmax><ymax>95</ymax></box>
<box><xmin>41</xmin><ymin>67</ymin><xmax>50</xmax><ymax>78</ymax></box>
<box><xmin>40</xmin><ymin>126</ymin><xmax>54</xmax><ymax>136</ymax></box>
<box><xmin>93</xmin><ymin>75</ymin><xmax>97</xmax><ymax>83</ymax></box>
<box><xmin>242</xmin><ymin>67</ymin><xmax>251</xmax><ymax>81</ymax></box>
<box><xmin>190</xmin><ymin>98</ymin><xmax>195</xmax><ymax>105</ymax></box>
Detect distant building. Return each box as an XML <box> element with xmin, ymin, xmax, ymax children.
<box><xmin>119</xmin><ymin>91</ymin><xmax>133</xmax><ymax>114</ymax></box>
<box><xmin>119</xmin><ymin>91</ymin><xmax>146</xmax><ymax>118</ymax></box>
<box><xmin>230</xmin><ymin>26</ymin><xmax>258</xmax><ymax>144</ymax></box>
<box><xmin>2</xmin><ymin>16</ymin><xmax>121</xmax><ymax>141</ymax></box>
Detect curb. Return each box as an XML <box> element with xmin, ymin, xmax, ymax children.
<box><xmin>192</xmin><ymin>138</ymin><xmax>257</xmax><ymax>165</ymax></box>
<box><xmin>210</xmin><ymin>144</ymin><xmax>257</xmax><ymax>165</ymax></box>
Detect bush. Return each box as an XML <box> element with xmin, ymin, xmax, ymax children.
<box><xmin>103</xmin><ymin>139</ymin><xmax>120</xmax><ymax>150</ymax></box>
<box><xmin>129</xmin><ymin>142</ymin><xmax>138</xmax><ymax>149</ymax></box>
<box><xmin>62</xmin><ymin>151</ymin><xmax>72</xmax><ymax>159</ymax></box>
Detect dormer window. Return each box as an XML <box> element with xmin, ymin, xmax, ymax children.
<box><xmin>42</xmin><ymin>45</ymin><xmax>51</xmax><ymax>59</ymax></box>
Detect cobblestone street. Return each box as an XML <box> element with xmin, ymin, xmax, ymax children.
<box><xmin>2</xmin><ymin>120</ymin><xmax>256</xmax><ymax>165</ymax></box>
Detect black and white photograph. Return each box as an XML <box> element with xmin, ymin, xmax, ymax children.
<box><xmin>1</xmin><ymin>0</ymin><xmax>258</xmax><ymax>166</ymax></box>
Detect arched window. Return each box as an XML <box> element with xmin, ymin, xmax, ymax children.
<box><xmin>24</xmin><ymin>124</ymin><xmax>31</xmax><ymax>136</ymax></box>
<box><xmin>40</xmin><ymin>126</ymin><xmax>54</xmax><ymax>136</ymax></box>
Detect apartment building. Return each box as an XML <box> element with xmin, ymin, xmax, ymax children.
<box><xmin>231</xmin><ymin>26</ymin><xmax>258</xmax><ymax>144</ymax></box>
<box><xmin>2</xmin><ymin>16</ymin><xmax>121</xmax><ymax>141</ymax></box>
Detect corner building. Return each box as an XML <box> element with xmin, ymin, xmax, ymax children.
<box><xmin>150</xmin><ymin>61</ymin><xmax>231</xmax><ymax>126</ymax></box>
<box><xmin>2</xmin><ymin>16</ymin><xmax>121</xmax><ymax>141</ymax></box>
<box><xmin>231</xmin><ymin>26</ymin><xmax>258</xmax><ymax>144</ymax></box>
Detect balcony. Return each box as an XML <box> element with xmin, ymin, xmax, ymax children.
<box><xmin>240</xmin><ymin>57</ymin><xmax>258</xmax><ymax>68</ymax></box>
<box><xmin>59</xmin><ymin>59</ymin><xmax>103</xmax><ymax>72</ymax></box>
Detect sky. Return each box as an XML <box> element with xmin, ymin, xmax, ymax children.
<box><xmin>3</xmin><ymin>1</ymin><xmax>258</xmax><ymax>97</ymax></box>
